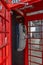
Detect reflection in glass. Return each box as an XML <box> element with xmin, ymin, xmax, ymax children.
<box><xmin>28</xmin><ymin>20</ymin><xmax>43</xmax><ymax>65</ymax></box>
<box><xmin>28</xmin><ymin>20</ymin><xmax>41</xmax><ymax>26</ymax></box>
<box><xmin>12</xmin><ymin>0</ymin><xmax>20</xmax><ymax>3</ymax></box>
<box><xmin>28</xmin><ymin>20</ymin><xmax>42</xmax><ymax>39</ymax></box>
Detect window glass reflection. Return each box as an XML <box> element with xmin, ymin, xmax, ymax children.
<box><xmin>28</xmin><ymin>33</ymin><xmax>41</xmax><ymax>39</ymax></box>
<box><xmin>28</xmin><ymin>26</ymin><xmax>42</xmax><ymax>32</ymax></box>
<box><xmin>12</xmin><ymin>0</ymin><xmax>20</xmax><ymax>3</ymax></box>
<box><xmin>28</xmin><ymin>20</ymin><xmax>43</xmax><ymax>65</ymax></box>
<box><xmin>28</xmin><ymin>20</ymin><xmax>41</xmax><ymax>26</ymax></box>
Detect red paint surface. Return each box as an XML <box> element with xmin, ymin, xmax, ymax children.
<box><xmin>0</xmin><ymin>1</ymin><xmax>12</xmax><ymax>65</ymax></box>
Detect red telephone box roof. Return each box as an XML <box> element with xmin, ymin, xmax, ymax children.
<box><xmin>1</xmin><ymin>0</ymin><xmax>41</xmax><ymax>10</ymax></box>
<box><xmin>1</xmin><ymin>0</ymin><xmax>43</xmax><ymax>17</ymax></box>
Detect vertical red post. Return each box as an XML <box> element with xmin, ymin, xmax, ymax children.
<box><xmin>0</xmin><ymin>1</ymin><xmax>12</xmax><ymax>65</ymax></box>
<box><xmin>8</xmin><ymin>11</ymin><xmax>12</xmax><ymax>65</ymax></box>
<box><xmin>24</xmin><ymin>16</ymin><xmax>28</xmax><ymax>65</ymax></box>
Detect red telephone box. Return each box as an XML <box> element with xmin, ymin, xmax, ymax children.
<box><xmin>0</xmin><ymin>0</ymin><xmax>43</xmax><ymax>65</ymax></box>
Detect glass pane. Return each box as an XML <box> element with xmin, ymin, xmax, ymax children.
<box><xmin>28</xmin><ymin>33</ymin><xmax>41</xmax><ymax>39</ymax></box>
<box><xmin>30</xmin><ymin>45</ymin><xmax>40</xmax><ymax>49</ymax></box>
<box><xmin>30</xmin><ymin>50</ymin><xmax>42</xmax><ymax>57</ymax></box>
<box><xmin>30</xmin><ymin>27</ymin><xmax>36</xmax><ymax>32</ymax></box>
<box><xmin>31</xmin><ymin>39</ymin><xmax>40</xmax><ymax>44</ymax></box>
<box><xmin>31</xmin><ymin>56</ymin><xmax>42</xmax><ymax>64</ymax></box>
<box><xmin>31</xmin><ymin>62</ymin><xmax>39</xmax><ymax>65</ymax></box>
<box><xmin>28</xmin><ymin>20</ymin><xmax>43</xmax><ymax>65</ymax></box>
<box><xmin>12</xmin><ymin>0</ymin><xmax>20</xmax><ymax>3</ymax></box>
<box><xmin>28</xmin><ymin>39</ymin><xmax>41</xmax><ymax>45</ymax></box>
<box><xmin>28</xmin><ymin>26</ymin><xmax>42</xmax><ymax>32</ymax></box>
<box><xmin>28</xmin><ymin>20</ymin><xmax>41</xmax><ymax>26</ymax></box>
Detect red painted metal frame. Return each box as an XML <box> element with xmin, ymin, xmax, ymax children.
<box><xmin>24</xmin><ymin>15</ymin><xmax>28</xmax><ymax>65</ymax></box>
<box><xmin>0</xmin><ymin>1</ymin><xmax>12</xmax><ymax>65</ymax></box>
<box><xmin>22</xmin><ymin>0</ymin><xmax>43</xmax><ymax>13</ymax></box>
<box><xmin>1</xmin><ymin>0</ymin><xmax>41</xmax><ymax>10</ymax></box>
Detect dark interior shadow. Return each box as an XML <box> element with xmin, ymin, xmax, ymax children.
<box><xmin>11</xmin><ymin>11</ymin><xmax>24</xmax><ymax>65</ymax></box>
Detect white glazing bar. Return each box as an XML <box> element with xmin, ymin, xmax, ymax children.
<box><xmin>26</xmin><ymin>10</ymin><xmax>43</xmax><ymax>16</ymax></box>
